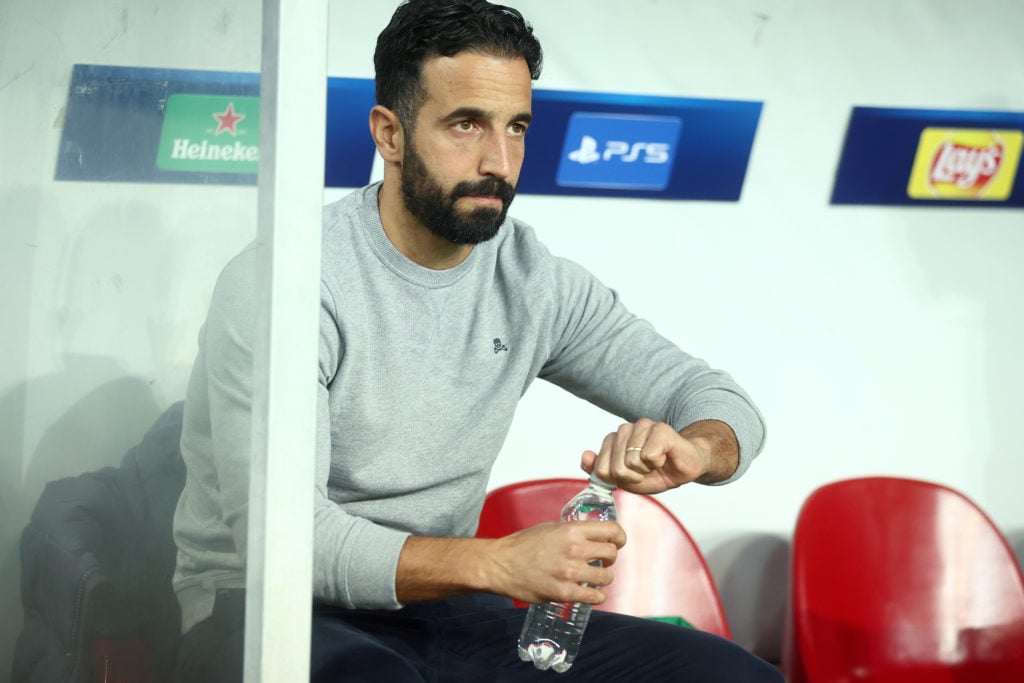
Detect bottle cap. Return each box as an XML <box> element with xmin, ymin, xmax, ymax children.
<box><xmin>588</xmin><ymin>471</ymin><xmax>616</xmax><ymax>490</ymax></box>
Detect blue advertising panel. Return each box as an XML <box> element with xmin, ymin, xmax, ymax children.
<box><xmin>58</xmin><ymin>65</ymin><xmax>763</xmax><ymax>201</ymax></box>
<box><xmin>323</xmin><ymin>77</ymin><xmax>377</xmax><ymax>188</ymax></box>
<box><xmin>522</xmin><ymin>89</ymin><xmax>761</xmax><ymax>201</ymax></box>
<box><xmin>832</xmin><ymin>106</ymin><xmax>1024</xmax><ymax>208</ymax></box>
<box><xmin>555</xmin><ymin>113</ymin><xmax>683</xmax><ymax>191</ymax></box>
<box><xmin>56</xmin><ymin>64</ymin><xmax>260</xmax><ymax>185</ymax></box>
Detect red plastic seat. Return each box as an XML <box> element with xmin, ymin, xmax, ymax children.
<box><xmin>784</xmin><ymin>476</ymin><xmax>1024</xmax><ymax>683</ymax></box>
<box><xmin>477</xmin><ymin>478</ymin><xmax>731</xmax><ymax>638</ymax></box>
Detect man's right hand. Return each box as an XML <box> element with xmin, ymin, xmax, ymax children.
<box><xmin>394</xmin><ymin>521</ymin><xmax>626</xmax><ymax>605</ymax></box>
<box><xmin>483</xmin><ymin>521</ymin><xmax>626</xmax><ymax>605</ymax></box>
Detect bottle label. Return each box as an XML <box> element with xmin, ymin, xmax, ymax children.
<box><xmin>554</xmin><ymin>602</ymin><xmax>575</xmax><ymax>620</ymax></box>
<box><xmin>575</xmin><ymin>503</ymin><xmax>611</xmax><ymax>521</ymax></box>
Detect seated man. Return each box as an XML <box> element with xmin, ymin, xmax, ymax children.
<box><xmin>172</xmin><ymin>1</ymin><xmax>782</xmax><ymax>680</ymax></box>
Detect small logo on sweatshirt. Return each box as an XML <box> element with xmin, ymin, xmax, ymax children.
<box><xmin>493</xmin><ymin>338</ymin><xmax>509</xmax><ymax>354</ymax></box>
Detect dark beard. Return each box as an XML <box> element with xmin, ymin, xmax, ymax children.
<box><xmin>400</xmin><ymin>141</ymin><xmax>516</xmax><ymax>245</ymax></box>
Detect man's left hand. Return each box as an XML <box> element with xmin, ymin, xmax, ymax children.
<box><xmin>580</xmin><ymin>418</ymin><xmax>739</xmax><ymax>493</ymax></box>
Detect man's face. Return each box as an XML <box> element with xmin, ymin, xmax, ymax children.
<box><xmin>399</xmin><ymin>53</ymin><xmax>533</xmax><ymax>245</ymax></box>
<box><xmin>400</xmin><ymin>136</ymin><xmax>515</xmax><ymax>245</ymax></box>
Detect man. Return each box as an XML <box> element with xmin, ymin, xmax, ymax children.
<box><xmin>173</xmin><ymin>1</ymin><xmax>782</xmax><ymax>680</ymax></box>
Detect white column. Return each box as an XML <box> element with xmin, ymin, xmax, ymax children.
<box><xmin>246</xmin><ymin>0</ymin><xmax>328</xmax><ymax>680</ymax></box>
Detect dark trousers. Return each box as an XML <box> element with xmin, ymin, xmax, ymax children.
<box><xmin>176</xmin><ymin>591</ymin><xmax>783</xmax><ymax>682</ymax></box>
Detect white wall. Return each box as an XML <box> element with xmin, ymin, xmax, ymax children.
<box><xmin>3</xmin><ymin>0</ymin><xmax>1023</xmax><ymax>672</ymax></box>
<box><xmin>326</xmin><ymin>0</ymin><xmax>1024</xmax><ymax>660</ymax></box>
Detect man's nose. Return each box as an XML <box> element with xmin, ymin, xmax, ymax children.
<box><xmin>480</xmin><ymin>131</ymin><xmax>513</xmax><ymax>179</ymax></box>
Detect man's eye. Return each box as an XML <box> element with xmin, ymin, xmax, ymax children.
<box><xmin>456</xmin><ymin>120</ymin><xmax>475</xmax><ymax>131</ymax></box>
<box><xmin>510</xmin><ymin>123</ymin><xmax>528</xmax><ymax>135</ymax></box>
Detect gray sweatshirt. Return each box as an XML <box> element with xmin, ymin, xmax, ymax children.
<box><xmin>172</xmin><ymin>183</ymin><xmax>766</xmax><ymax>633</ymax></box>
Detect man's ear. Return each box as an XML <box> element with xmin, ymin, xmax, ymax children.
<box><xmin>369</xmin><ymin>105</ymin><xmax>404</xmax><ymax>164</ymax></box>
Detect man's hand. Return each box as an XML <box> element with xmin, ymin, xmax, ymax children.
<box><xmin>580</xmin><ymin>418</ymin><xmax>739</xmax><ymax>494</ymax></box>
<box><xmin>484</xmin><ymin>521</ymin><xmax>626</xmax><ymax>604</ymax></box>
<box><xmin>395</xmin><ymin>521</ymin><xmax>626</xmax><ymax>605</ymax></box>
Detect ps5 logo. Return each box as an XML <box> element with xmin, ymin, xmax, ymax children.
<box><xmin>557</xmin><ymin>112</ymin><xmax>682</xmax><ymax>191</ymax></box>
<box><xmin>568</xmin><ymin>135</ymin><xmax>672</xmax><ymax>165</ymax></box>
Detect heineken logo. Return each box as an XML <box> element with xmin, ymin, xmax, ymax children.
<box><xmin>156</xmin><ymin>94</ymin><xmax>260</xmax><ymax>173</ymax></box>
<box><xmin>214</xmin><ymin>102</ymin><xmax>245</xmax><ymax>135</ymax></box>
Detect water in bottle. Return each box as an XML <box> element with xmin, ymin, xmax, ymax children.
<box><xmin>517</xmin><ymin>473</ymin><xmax>617</xmax><ymax>673</ymax></box>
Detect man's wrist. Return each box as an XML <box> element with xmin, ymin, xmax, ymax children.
<box><xmin>680</xmin><ymin>419</ymin><xmax>739</xmax><ymax>484</ymax></box>
<box><xmin>395</xmin><ymin>536</ymin><xmax>494</xmax><ymax>603</ymax></box>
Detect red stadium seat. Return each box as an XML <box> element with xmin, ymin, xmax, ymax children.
<box><xmin>784</xmin><ymin>476</ymin><xmax>1024</xmax><ymax>683</ymax></box>
<box><xmin>477</xmin><ymin>478</ymin><xmax>731</xmax><ymax>638</ymax></box>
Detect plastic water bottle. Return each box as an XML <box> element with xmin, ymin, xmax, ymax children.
<box><xmin>517</xmin><ymin>473</ymin><xmax>617</xmax><ymax>673</ymax></box>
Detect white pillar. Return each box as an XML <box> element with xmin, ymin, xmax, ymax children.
<box><xmin>246</xmin><ymin>0</ymin><xmax>328</xmax><ymax>680</ymax></box>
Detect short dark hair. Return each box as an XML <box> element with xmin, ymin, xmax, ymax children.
<box><xmin>374</xmin><ymin>0</ymin><xmax>543</xmax><ymax>129</ymax></box>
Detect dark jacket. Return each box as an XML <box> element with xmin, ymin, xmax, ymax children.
<box><xmin>12</xmin><ymin>402</ymin><xmax>185</xmax><ymax>683</ymax></box>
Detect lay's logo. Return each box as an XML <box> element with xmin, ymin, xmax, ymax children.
<box><xmin>908</xmin><ymin>128</ymin><xmax>1023</xmax><ymax>200</ymax></box>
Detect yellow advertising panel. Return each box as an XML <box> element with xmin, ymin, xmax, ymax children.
<box><xmin>907</xmin><ymin>128</ymin><xmax>1023</xmax><ymax>201</ymax></box>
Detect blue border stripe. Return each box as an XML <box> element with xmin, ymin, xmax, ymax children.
<box><xmin>57</xmin><ymin>64</ymin><xmax>762</xmax><ymax>201</ymax></box>
<box><xmin>831</xmin><ymin>106</ymin><xmax>1024</xmax><ymax>207</ymax></box>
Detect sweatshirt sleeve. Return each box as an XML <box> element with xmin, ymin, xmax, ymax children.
<box><xmin>539</xmin><ymin>257</ymin><xmax>766</xmax><ymax>484</ymax></box>
<box><xmin>201</xmin><ymin>244</ymin><xmax>409</xmax><ymax>609</ymax></box>
<box><xmin>200</xmin><ymin>247</ymin><xmax>258</xmax><ymax>559</ymax></box>
<box><xmin>312</xmin><ymin>280</ymin><xmax>410</xmax><ymax>609</ymax></box>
